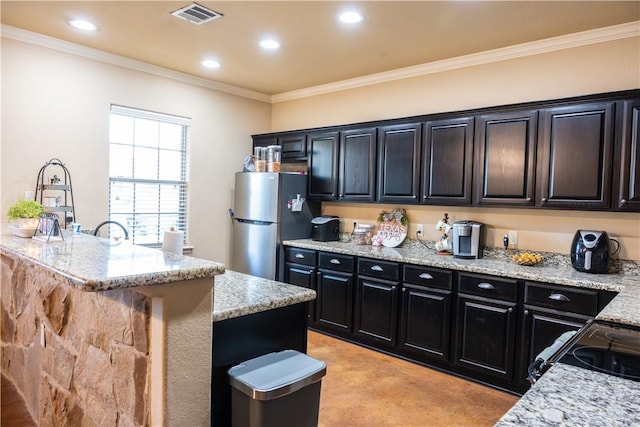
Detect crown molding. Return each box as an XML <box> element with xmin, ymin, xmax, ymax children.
<box><xmin>3</xmin><ymin>21</ymin><xmax>638</xmax><ymax>105</ymax></box>
<box><xmin>271</xmin><ymin>20</ymin><xmax>640</xmax><ymax>103</ymax></box>
<box><xmin>1</xmin><ymin>24</ymin><xmax>271</xmax><ymax>103</ymax></box>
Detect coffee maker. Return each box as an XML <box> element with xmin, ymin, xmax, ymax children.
<box><xmin>452</xmin><ymin>221</ymin><xmax>485</xmax><ymax>259</ymax></box>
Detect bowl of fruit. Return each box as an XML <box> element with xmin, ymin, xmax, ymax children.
<box><xmin>512</xmin><ymin>252</ymin><xmax>543</xmax><ymax>266</ymax></box>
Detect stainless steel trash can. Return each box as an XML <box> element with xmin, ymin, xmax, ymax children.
<box><xmin>228</xmin><ymin>349</ymin><xmax>326</xmax><ymax>427</ymax></box>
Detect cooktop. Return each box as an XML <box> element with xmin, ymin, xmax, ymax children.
<box><xmin>558</xmin><ymin>320</ymin><xmax>640</xmax><ymax>382</ymax></box>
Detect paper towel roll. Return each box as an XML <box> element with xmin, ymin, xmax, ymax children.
<box><xmin>162</xmin><ymin>229</ymin><xmax>184</xmax><ymax>255</ymax></box>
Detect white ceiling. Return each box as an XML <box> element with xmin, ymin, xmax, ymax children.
<box><xmin>2</xmin><ymin>1</ymin><xmax>639</xmax><ymax>98</ymax></box>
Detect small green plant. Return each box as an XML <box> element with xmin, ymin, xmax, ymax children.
<box><xmin>7</xmin><ymin>198</ymin><xmax>45</xmax><ymax>221</ymax></box>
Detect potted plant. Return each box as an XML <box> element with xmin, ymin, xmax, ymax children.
<box><xmin>7</xmin><ymin>198</ymin><xmax>45</xmax><ymax>237</ymax></box>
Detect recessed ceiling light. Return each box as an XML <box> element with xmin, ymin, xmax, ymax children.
<box><xmin>201</xmin><ymin>59</ymin><xmax>221</xmax><ymax>69</ymax></box>
<box><xmin>259</xmin><ymin>39</ymin><xmax>280</xmax><ymax>50</ymax></box>
<box><xmin>69</xmin><ymin>19</ymin><xmax>97</xmax><ymax>31</ymax></box>
<box><xmin>338</xmin><ymin>11</ymin><xmax>363</xmax><ymax>24</ymax></box>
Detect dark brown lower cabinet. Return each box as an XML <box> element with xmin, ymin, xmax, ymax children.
<box><xmin>285</xmin><ymin>263</ymin><xmax>317</xmax><ymax>323</ymax></box>
<box><xmin>316</xmin><ymin>269</ymin><xmax>353</xmax><ymax>334</ymax></box>
<box><xmin>455</xmin><ymin>273</ymin><xmax>518</xmax><ymax>386</ymax></box>
<box><xmin>399</xmin><ymin>284</ymin><xmax>452</xmax><ymax>364</ymax></box>
<box><xmin>354</xmin><ymin>276</ymin><xmax>399</xmax><ymax>347</ymax></box>
<box><xmin>354</xmin><ymin>258</ymin><xmax>400</xmax><ymax>347</ymax></box>
<box><xmin>398</xmin><ymin>265</ymin><xmax>453</xmax><ymax>364</ymax></box>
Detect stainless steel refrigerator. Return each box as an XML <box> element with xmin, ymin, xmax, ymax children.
<box><xmin>231</xmin><ymin>172</ymin><xmax>318</xmax><ymax>280</ymax></box>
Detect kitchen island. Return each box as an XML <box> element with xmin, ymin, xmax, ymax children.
<box><xmin>283</xmin><ymin>238</ymin><xmax>640</xmax><ymax>427</ymax></box>
<box><xmin>0</xmin><ymin>228</ymin><xmax>224</xmax><ymax>426</ymax></box>
<box><xmin>212</xmin><ymin>269</ymin><xmax>316</xmax><ymax>426</ymax></box>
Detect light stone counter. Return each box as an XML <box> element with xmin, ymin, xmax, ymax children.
<box><xmin>0</xmin><ymin>228</ymin><xmax>225</xmax><ymax>291</ymax></box>
<box><xmin>283</xmin><ymin>238</ymin><xmax>640</xmax><ymax>327</ymax></box>
<box><xmin>213</xmin><ymin>269</ymin><xmax>316</xmax><ymax>322</ymax></box>
<box><xmin>495</xmin><ymin>363</ymin><xmax>640</xmax><ymax>426</ymax></box>
<box><xmin>1</xmin><ymin>227</ymin><xmax>224</xmax><ymax>426</ymax></box>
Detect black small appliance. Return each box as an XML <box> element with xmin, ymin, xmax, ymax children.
<box><xmin>570</xmin><ymin>230</ymin><xmax>615</xmax><ymax>274</ymax></box>
<box><xmin>311</xmin><ymin>216</ymin><xmax>340</xmax><ymax>242</ymax></box>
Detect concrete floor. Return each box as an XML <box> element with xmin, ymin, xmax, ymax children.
<box><xmin>307</xmin><ymin>331</ymin><xmax>518</xmax><ymax>427</ymax></box>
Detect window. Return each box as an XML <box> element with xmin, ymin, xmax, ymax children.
<box><xmin>108</xmin><ymin>105</ymin><xmax>190</xmax><ymax>245</ymax></box>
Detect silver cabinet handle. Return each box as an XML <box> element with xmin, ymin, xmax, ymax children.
<box><xmin>295</xmin><ymin>253</ymin><xmax>304</xmax><ymax>259</ymax></box>
<box><xmin>477</xmin><ymin>282</ymin><xmax>495</xmax><ymax>290</ymax></box>
<box><xmin>418</xmin><ymin>273</ymin><xmax>433</xmax><ymax>280</ymax></box>
<box><xmin>549</xmin><ymin>293</ymin><xmax>570</xmax><ymax>302</ymax></box>
<box><xmin>330</xmin><ymin>258</ymin><xmax>341</xmax><ymax>265</ymax></box>
<box><xmin>371</xmin><ymin>265</ymin><xmax>384</xmax><ymax>272</ymax></box>
<box><xmin>508</xmin><ymin>307</ymin><xmax>513</xmax><ymax>313</ymax></box>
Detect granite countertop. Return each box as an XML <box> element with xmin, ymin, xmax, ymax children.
<box><xmin>283</xmin><ymin>238</ymin><xmax>640</xmax><ymax>327</ymax></box>
<box><xmin>212</xmin><ymin>269</ymin><xmax>316</xmax><ymax>322</ymax></box>
<box><xmin>495</xmin><ymin>363</ymin><xmax>640</xmax><ymax>426</ymax></box>
<box><xmin>0</xmin><ymin>227</ymin><xmax>225</xmax><ymax>291</ymax></box>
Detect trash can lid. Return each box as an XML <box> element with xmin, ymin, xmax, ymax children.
<box><xmin>229</xmin><ymin>349</ymin><xmax>327</xmax><ymax>401</ymax></box>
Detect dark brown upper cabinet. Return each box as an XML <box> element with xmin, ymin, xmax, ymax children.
<box><xmin>474</xmin><ymin>111</ymin><xmax>537</xmax><ymax>207</ymax></box>
<box><xmin>252</xmin><ymin>135</ymin><xmax>277</xmax><ymax>148</ymax></box>
<box><xmin>307</xmin><ymin>131</ymin><xmax>339</xmax><ymax>200</ymax></box>
<box><xmin>339</xmin><ymin>128</ymin><xmax>377</xmax><ymax>202</ymax></box>
<box><xmin>422</xmin><ymin>117</ymin><xmax>474</xmax><ymax>205</ymax></box>
<box><xmin>537</xmin><ymin>101</ymin><xmax>615</xmax><ymax>210</ymax></box>
<box><xmin>377</xmin><ymin>123</ymin><xmax>422</xmax><ymax>203</ymax></box>
<box><xmin>278</xmin><ymin>133</ymin><xmax>307</xmax><ymax>160</ymax></box>
<box><xmin>614</xmin><ymin>98</ymin><xmax>640</xmax><ymax>211</ymax></box>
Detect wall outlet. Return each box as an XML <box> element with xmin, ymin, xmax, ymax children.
<box><xmin>508</xmin><ymin>230</ymin><xmax>518</xmax><ymax>247</ymax></box>
<box><xmin>416</xmin><ymin>224</ymin><xmax>424</xmax><ymax>235</ymax></box>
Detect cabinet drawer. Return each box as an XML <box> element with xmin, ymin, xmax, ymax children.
<box><xmin>403</xmin><ymin>265</ymin><xmax>452</xmax><ymax>291</ymax></box>
<box><xmin>458</xmin><ymin>273</ymin><xmax>518</xmax><ymax>302</ymax></box>
<box><xmin>285</xmin><ymin>247</ymin><xmax>316</xmax><ymax>267</ymax></box>
<box><xmin>318</xmin><ymin>252</ymin><xmax>354</xmax><ymax>273</ymax></box>
<box><xmin>357</xmin><ymin>258</ymin><xmax>399</xmax><ymax>281</ymax></box>
<box><xmin>524</xmin><ymin>281</ymin><xmax>599</xmax><ymax>316</ymax></box>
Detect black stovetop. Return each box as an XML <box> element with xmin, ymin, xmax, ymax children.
<box><xmin>557</xmin><ymin>320</ymin><xmax>640</xmax><ymax>382</ymax></box>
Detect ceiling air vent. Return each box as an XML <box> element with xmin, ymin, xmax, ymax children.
<box><xmin>171</xmin><ymin>3</ymin><xmax>223</xmax><ymax>25</ymax></box>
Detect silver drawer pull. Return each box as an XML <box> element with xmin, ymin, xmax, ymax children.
<box><xmin>477</xmin><ymin>282</ymin><xmax>495</xmax><ymax>290</ymax></box>
<box><xmin>295</xmin><ymin>253</ymin><xmax>305</xmax><ymax>259</ymax></box>
<box><xmin>418</xmin><ymin>273</ymin><xmax>434</xmax><ymax>280</ymax></box>
<box><xmin>330</xmin><ymin>258</ymin><xmax>341</xmax><ymax>265</ymax></box>
<box><xmin>549</xmin><ymin>293</ymin><xmax>570</xmax><ymax>302</ymax></box>
<box><xmin>371</xmin><ymin>265</ymin><xmax>384</xmax><ymax>272</ymax></box>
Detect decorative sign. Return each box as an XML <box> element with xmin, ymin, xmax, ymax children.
<box><xmin>376</xmin><ymin>209</ymin><xmax>408</xmax><ymax>248</ymax></box>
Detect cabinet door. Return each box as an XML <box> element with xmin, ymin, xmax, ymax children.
<box><xmin>339</xmin><ymin>128</ymin><xmax>377</xmax><ymax>202</ymax></box>
<box><xmin>537</xmin><ymin>102</ymin><xmax>615</xmax><ymax>209</ymax></box>
<box><xmin>252</xmin><ymin>135</ymin><xmax>277</xmax><ymax>148</ymax></box>
<box><xmin>316</xmin><ymin>269</ymin><xmax>354</xmax><ymax>335</ymax></box>
<box><xmin>278</xmin><ymin>133</ymin><xmax>307</xmax><ymax>160</ymax></box>
<box><xmin>474</xmin><ymin>111</ymin><xmax>537</xmax><ymax>206</ymax></box>
<box><xmin>398</xmin><ymin>284</ymin><xmax>452</xmax><ymax>364</ymax></box>
<box><xmin>422</xmin><ymin>117</ymin><xmax>474</xmax><ymax>205</ymax></box>
<box><xmin>377</xmin><ymin>123</ymin><xmax>422</xmax><ymax>203</ymax></box>
<box><xmin>307</xmin><ymin>131</ymin><xmax>339</xmax><ymax>200</ymax></box>
<box><xmin>285</xmin><ymin>263</ymin><xmax>317</xmax><ymax>323</ymax></box>
<box><xmin>615</xmin><ymin>98</ymin><xmax>640</xmax><ymax>211</ymax></box>
<box><xmin>354</xmin><ymin>276</ymin><xmax>399</xmax><ymax>347</ymax></box>
<box><xmin>518</xmin><ymin>308</ymin><xmax>587</xmax><ymax>389</ymax></box>
<box><xmin>455</xmin><ymin>295</ymin><xmax>517</xmax><ymax>382</ymax></box>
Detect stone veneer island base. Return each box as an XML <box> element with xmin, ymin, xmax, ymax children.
<box><xmin>1</xmin><ymin>229</ymin><xmax>224</xmax><ymax>426</ymax></box>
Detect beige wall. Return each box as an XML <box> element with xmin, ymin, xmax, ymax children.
<box><xmin>272</xmin><ymin>36</ymin><xmax>640</xmax><ymax>261</ymax></box>
<box><xmin>2</xmin><ymin>35</ymin><xmax>639</xmax><ymax>263</ymax></box>
<box><xmin>1</xmin><ymin>37</ymin><xmax>270</xmax><ymax>264</ymax></box>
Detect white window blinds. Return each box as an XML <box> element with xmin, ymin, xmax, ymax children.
<box><xmin>108</xmin><ymin>105</ymin><xmax>190</xmax><ymax>245</ymax></box>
